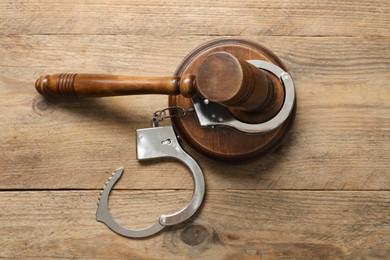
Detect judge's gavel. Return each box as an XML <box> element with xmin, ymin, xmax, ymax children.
<box><xmin>35</xmin><ymin>39</ymin><xmax>295</xmax><ymax>160</ymax></box>
<box><xmin>36</xmin><ymin>52</ymin><xmax>280</xmax><ymax>124</ymax></box>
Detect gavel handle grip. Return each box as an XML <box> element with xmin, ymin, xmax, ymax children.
<box><xmin>35</xmin><ymin>74</ymin><xmax>195</xmax><ymax>98</ymax></box>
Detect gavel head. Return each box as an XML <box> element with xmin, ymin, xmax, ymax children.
<box><xmin>194</xmin><ymin>51</ymin><xmax>284</xmax><ymax>124</ymax></box>
<box><xmin>197</xmin><ymin>52</ymin><xmax>273</xmax><ymax>111</ymax></box>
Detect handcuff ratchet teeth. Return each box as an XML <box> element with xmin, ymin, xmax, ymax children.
<box><xmin>96</xmin><ymin>110</ymin><xmax>205</xmax><ymax>238</ymax></box>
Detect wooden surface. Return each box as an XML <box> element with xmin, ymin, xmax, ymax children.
<box><xmin>0</xmin><ymin>0</ymin><xmax>389</xmax><ymax>259</ymax></box>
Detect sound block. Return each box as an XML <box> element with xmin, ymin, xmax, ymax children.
<box><xmin>169</xmin><ymin>38</ymin><xmax>296</xmax><ymax>160</ymax></box>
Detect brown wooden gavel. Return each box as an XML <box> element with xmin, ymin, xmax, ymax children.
<box><xmin>35</xmin><ymin>37</ymin><xmax>296</xmax><ymax>160</ymax></box>
<box><xmin>36</xmin><ymin>51</ymin><xmax>282</xmax><ymax>123</ymax></box>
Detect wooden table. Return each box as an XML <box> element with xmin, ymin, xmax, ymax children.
<box><xmin>1</xmin><ymin>1</ymin><xmax>389</xmax><ymax>258</ymax></box>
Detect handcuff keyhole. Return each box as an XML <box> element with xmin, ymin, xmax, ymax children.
<box><xmin>161</xmin><ymin>138</ymin><xmax>172</xmax><ymax>145</ymax></box>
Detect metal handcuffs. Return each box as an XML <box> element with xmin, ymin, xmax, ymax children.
<box><xmin>96</xmin><ymin>125</ymin><xmax>205</xmax><ymax>238</ymax></box>
<box><xmin>192</xmin><ymin>60</ymin><xmax>295</xmax><ymax>133</ymax></box>
<box><xmin>95</xmin><ymin>60</ymin><xmax>295</xmax><ymax>238</ymax></box>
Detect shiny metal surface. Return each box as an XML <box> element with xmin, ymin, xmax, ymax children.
<box><xmin>96</xmin><ymin>167</ymin><xmax>165</xmax><ymax>238</ymax></box>
<box><xmin>136</xmin><ymin>126</ymin><xmax>205</xmax><ymax>226</ymax></box>
<box><xmin>192</xmin><ymin>60</ymin><xmax>295</xmax><ymax>134</ymax></box>
<box><xmin>96</xmin><ymin>126</ymin><xmax>205</xmax><ymax>238</ymax></box>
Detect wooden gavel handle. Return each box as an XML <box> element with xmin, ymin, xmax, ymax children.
<box><xmin>35</xmin><ymin>74</ymin><xmax>196</xmax><ymax>98</ymax></box>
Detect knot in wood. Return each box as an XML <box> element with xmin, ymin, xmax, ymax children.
<box><xmin>180</xmin><ymin>224</ymin><xmax>209</xmax><ymax>246</ymax></box>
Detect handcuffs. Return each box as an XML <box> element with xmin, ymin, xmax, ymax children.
<box><xmin>96</xmin><ymin>60</ymin><xmax>295</xmax><ymax>238</ymax></box>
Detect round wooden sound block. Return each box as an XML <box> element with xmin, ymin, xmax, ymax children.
<box><xmin>169</xmin><ymin>38</ymin><xmax>296</xmax><ymax>160</ymax></box>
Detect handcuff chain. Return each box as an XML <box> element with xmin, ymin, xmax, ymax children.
<box><xmin>152</xmin><ymin>106</ymin><xmax>194</xmax><ymax>127</ymax></box>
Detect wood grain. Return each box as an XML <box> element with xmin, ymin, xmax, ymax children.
<box><xmin>0</xmin><ymin>191</ymin><xmax>389</xmax><ymax>259</ymax></box>
<box><xmin>0</xmin><ymin>0</ymin><xmax>389</xmax><ymax>258</ymax></box>
<box><xmin>0</xmin><ymin>0</ymin><xmax>388</xmax><ymax>36</ymax></box>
